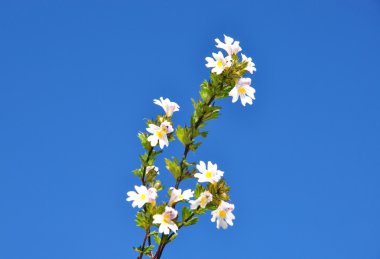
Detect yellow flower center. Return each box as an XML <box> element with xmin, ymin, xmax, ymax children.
<box><xmin>178</xmin><ymin>195</ymin><xmax>183</xmax><ymax>200</ymax></box>
<box><xmin>205</xmin><ymin>171</ymin><xmax>213</xmax><ymax>178</ymax></box>
<box><xmin>238</xmin><ymin>87</ymin><xmax>246</xmax><ymax>94</ymax></box>
<box><xmin>140</xmin><ymin>194</ymin><xmax>147</xmax><ymax>200</ymax></box>
<box><xmin>156</xmin><ymin>130</ymin><xmax>164</xmax><ymax>138</ymax></box>
<box><xmin>155</xmin><ymin>126</ymin><xmax>168</xmax><ymax>139</ymax></box>
<box><xmin>216</xmin><ymin>60</ymin><xmax>223</xmax><ymax>68</ymax></box>
<box><xmin>218</xmin><ymin>210</ymin><xmax>227</xmax><ymax>218</ymax></box>
<box><xmin>200</xmin><ymin>197</ymin><xmax>207</xmax><ymax>206</ymax></box>
<box><xmin>163</xmin><ymin>213</ymin><xmax>171</xmax><ymax>224</ymax></box>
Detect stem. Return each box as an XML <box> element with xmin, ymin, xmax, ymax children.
<box><xmin>174</xmin><ymin>95</ymin><xmax>216</xmax><ymax>189</ymax></box>
<box><xmin>137</xmin><ymin>230</ymin><xmax>149</xmax><ymax>259</ymax></box>
<box><xmin>155</xmin><ymin>95</ymin><xmax>217</xmax><ymax>258</ymax></box>
<box><xmin>154</xmin><ymin>213</ymin><xmax>195</xmax><ymax>259</ymax></box>
<box><xmin>154</xmin><ymin>75</ymin><xmax>227</xmax><ymax>258</ymax></box>
<box><xmin>137</xmin><ymin>146</ymin><xmax>155</xmax><ymax>259</ymax></box>
<box><xmin>141</xmin><ymin>147</ymin><xmax>154</xmax><ymax>185</ymax></box>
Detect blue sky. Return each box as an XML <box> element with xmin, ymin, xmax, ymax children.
<box><xmin>1</xmin><ymin>0</ymin><xmax>380</xmax><ymax>258</ymax></box>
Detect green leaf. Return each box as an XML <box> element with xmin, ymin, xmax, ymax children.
<box><xmin>135</xmin><ymin>211</ymin><xmax>152</xmax><ymax>230</ymax></box>
<box><xmin>182</xmin><ymin>206</ymin><xmax>192</xmax><ymax>221</ymax></box>
<box><xmin>143</xmin><ymin>245</ymin><xmax>154</xmax><ymax>255</ymax></box>
<box><xmin>133</xmin><ymin>169</ymin><xmax>143</xmax><ymax>177</ymax></box>
<box><xmin>150</xmin><ymin>231</ymin><xmax>161</xmax><ymax>244</ymax></box>
<box><xmin>152</xmin><ymin>203</ymin><xmax>166</xmax><ymax>215</ymax></box>
<box><xmin>189</xmin><ymin>142</ymin><xmax>202</xmax><ymax>152</ymax></box>
<box><xmin>138</xmin><ymin>132</ymin><xmax>151</xmax><ymax>150</ymax></box>
<box><xmin>200</xmin><ymin>80</ymin><xmax>211</xmax><ymax>101</ymax></box>
<box><xmin>183</xmin><ymin>216</ymin><xmax>198</xmax><ymax>226</ymax></box>
<box><xmin>167</xmin><ymin>233</ymin><xmax>178</xmax><ymax>243</ymax></box>
<box><xmin>176</xmin><ymin>125</ymin><xmax>191</xmax><ymax>145</ymax></box>
<box><xmin>165</xmin><ymin>158</ymin><xmax>181</xmax><ymax>179</ymax></box>
<box><xmin>206</xmin><ymin>179</ymin><xmax>231</xmax><ymax>206</ymax></box>
<box><xmin>180</xmin><ymin>169</ymin><xmax>194</xmax><ymax>181</ymax></box>
<box><xmin>194</xmin><ymin>184</ymin><xmax>204</xmax><ymax>199</ymax></box>
<box><xmin>199</xmin><ymin>131</ymin><xmax>208</xmax><ymax>138</ymax></box>
<box><xmin>194</xmin><ymin>207</ymin><xmax>207</xmax><ymax>215</ymax></box>
<box><xmin>132</xmin><ymin>245</ymin><xmax>154</xmax><ymax>255</ymax></box>
<box><xmin>133</xmin><ymin>246</ymin><xmax>143</xmax><ymax>253</ymax></box>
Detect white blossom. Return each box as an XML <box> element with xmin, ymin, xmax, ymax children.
<box><xmin>195</xmin><ymin>161</ymin><xmax>224</xmax><ymax>184</ymax></box>
<box><xmin>146</xmin><ymin>121</ymin><xmax>174</xmax><ymax>149</ymax></box>
<box><xmin>229</xmin><ymin>77</ymin><xmax>256</xmax><ymax>106</ymax></box>
<box><xmin>205</xmin><ymin>51</ymin><xmax>232</xmax><ymax>75</ymax></box>
<box><xmin>215</xmin><ymin>34</ymin><xmax>242</xmax><ymax>55</ymax></box>
<box><xmin>211</xmin><ymin>201</ymin><xmax>235</xmax><ymax>230</ymax></box>
<box><xmin>153</xmin><ymin>97</ymin><xmax>180</xmax><ymax>117</ymax></box>
<box><xmin>168</xmin><ymin>188</ymin><xmax>194</xmax><ymax>206</ymax></box>
<box><xmin>241</xmin><ymin>54</ymin><xmax>256</xmax><ymax>74</ymax></box>
<box><xmin>126</xmin><ymin>185</ymin><xmax>157</xmax><ymax>208</ymax></box>
<box><xmin>190</xmin><ymin>191</ymin><xmax>213</xmax><ymax>210</ymax></box>
<box><xmin>153</xmin><ymin>206</ymin><xmax>178</xmax><ymax>234</ymax></box>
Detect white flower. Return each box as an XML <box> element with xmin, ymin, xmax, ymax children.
<box><xmin>146</xmin><ymin>165</ymin><xmax>159</xmax><ymax>175</ymax></box>
<box><xmin>190</xmin><ymin>191</ymin><xmax>213</xmax><ymax>210</ymax></box>
<box><xmin>211</xmin><ymin>201</ymin><xmax>235</xmax><ymax>230</ymax></box>
<box><xmin>241</xmin><ymin>54</ymin><xmax>256</xmax><ymax>74</ymax></box>
<box><xmin>168</xmin><ymin>188</ymin><xmax>194</xmax><ymax>206</ymax></box>
<box><xmin>126</xmin><ymin>185</ymin><xmax>157</xmax><ymax>208</ymax></box>
<box><xmin>215</xmin><ymin>34</ymin><xmax>242</xmax><ymax>55</ymax></box>
<box><xmin>229</xmin><ymin>77</ymin><xmax>256</xmax><ymax>106</ymax></box>
<box><xmin>195</xmin><ymin>161</ymin><xmax>224</xmax><ymax>184</ymax></box>
<box><xmin>153</xmin><ymin>206</ymin><xmax>178</xmax><ymax>234</ymax></box>
<box><xmin>153</xmin><ymin>97</ymin><xmax>180</xmax><ymax>117</ymax></box>
<box><xmin>146</xmin><ymin>120</ymin><xmax>174</xmax><ymax>149</ymax></box>
<box><xmin>205</xmin><ymin>51</ymin><xmax>232</xmax><ymax>75</ymax></box>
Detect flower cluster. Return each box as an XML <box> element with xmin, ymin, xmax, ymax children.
<box><xmin>206</xmin><ymin>34</ymin><xmax>256</xmax><ymax>106</ymax></box>
<box><xmin>127</xmin><ymin>34</ymin><xmax>257</xmax><ymax>258</ymax></box>
<box><xmin>128</xmin><ymin>160</ymin><xmax>235</xmax><ymax>234</ymax></box>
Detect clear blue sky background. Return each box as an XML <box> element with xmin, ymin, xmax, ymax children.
<box><xmin>1</xmin><ymin>0</ymin><xmax>379</xmax><ymax>258</ymax></box>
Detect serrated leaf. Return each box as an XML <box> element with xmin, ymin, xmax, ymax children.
<box><xmin>143</xmin><ymin>245</ymin><xmax>154</xmax><ymax>255</ymax></box>
<box><xmin>165</xmin><ymin>158</ymin><xmax>181</xmax><ymax>180</ymax></box>
<box><xmin>176</xmin><ymin>125</ymin><xmax>191</xmax><ymax>146</ymax></box>
<box><xmin>182</xmin><ymin>206</ymin><xmax>192</xmax><ymax>221</ymax></box>
<box><xmin>194</xmin><ymin>184</ymin><xmax>204</xmax><ymax>199</ymax></box>
<box><xmin>133</xmin><ymin>246</ymin><xmax>143</xmax><ymax>253</ymax></box>
<box><xmin>150</xmin><ymin>231</ymin><xmax>161</xmax><ymax>244</ymax></box>
<box><xmin>138</xmin><ymin>132</ymin><xmax>151</xmax><ymax>150</ymax></box>
<box><xmin>194</xmin><ymin>207</ymin><xmax>207</xmax><ymax>215</ymax></box>
<box><xmin>183</xmin><ymin>216</ymin><xmax>198</xmax><ymax>226</ymax></box>
<box><xmin>133</xmin><ymin>169</ymin><xmax>143</xmax><ymax>177</ymax></box>
<box><xmin>135</xmin><ymin>211</ymin><xmax>152</xmax><ymax>230</ymax></box>
<box><xmin>189</xmin><ymin>142</ymin><xmax>202</xmax><ymax>152</ymax></box>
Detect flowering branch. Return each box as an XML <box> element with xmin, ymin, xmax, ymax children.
<box><xmin>127</xmin><ymin>34</ymin><xmax>257</xmax><ymax>258</ymax></box>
